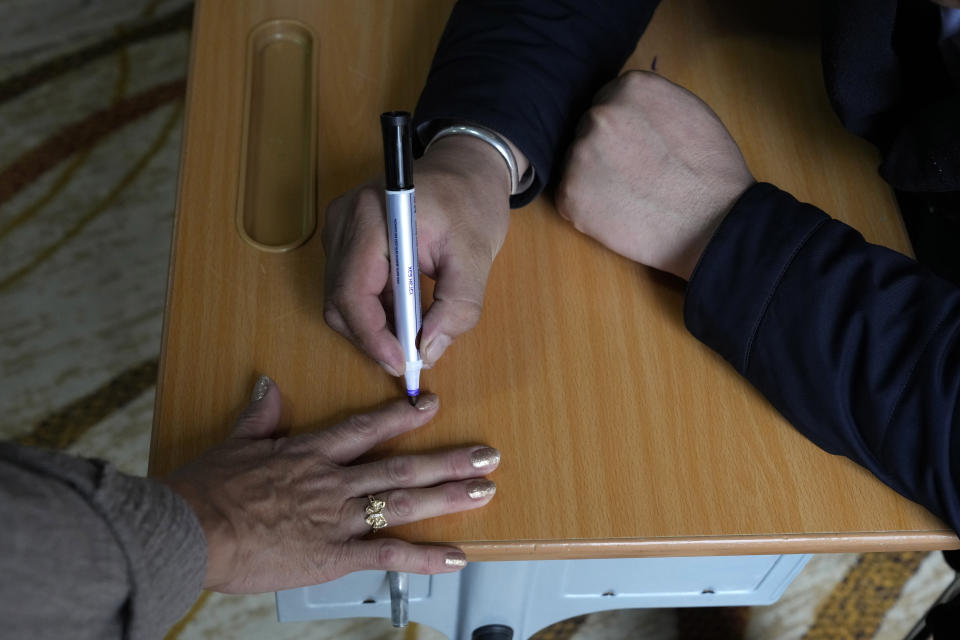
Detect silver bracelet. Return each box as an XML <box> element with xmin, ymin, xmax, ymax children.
<box><xmin>423</xmin><ymin>123</ymin><xmax>535</xmax><ymax>196</ymax></box>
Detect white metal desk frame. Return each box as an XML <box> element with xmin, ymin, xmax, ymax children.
<box><xmin>277</xmin><ymin>554</ymin><xmax>811</xmax><ymax>639</ymax></box>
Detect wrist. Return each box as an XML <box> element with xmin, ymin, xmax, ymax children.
<box><xmin>678</xmin><ymin>179</ymin><xmax>755</xmax><ymax>280</ymax></box>
<box><xmin>420</xmin><ymin>135</ymin><xmax>513</xmax><ymax>204</ymax></box>
<box><xmin>162</xmin><ymin>476</ymin><xmax>238</xmax><ymax>589</ymax></box>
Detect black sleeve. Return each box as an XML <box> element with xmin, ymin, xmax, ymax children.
<box><xmin>684</xmin><ymin>182</ymin><xmax>960</xmax><ymax>531</ymax></box>
<box><xmin>413</xmin><ymin>0</ymin><xmax>660</xmax><ymax>207</ymax></box>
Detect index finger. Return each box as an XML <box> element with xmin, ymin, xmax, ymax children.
<box><xmin>311</xmin><ymin>393</ymin><xmax>440</xmax><ymax>464</ymax></box>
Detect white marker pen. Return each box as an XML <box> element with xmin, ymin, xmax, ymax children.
<box><xmin>381</xmin><ymin>111</ymin><xmax>422</xmax><ymax>404</ymax></box>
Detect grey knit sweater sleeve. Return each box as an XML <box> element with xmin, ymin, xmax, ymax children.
<box><xmin>0</xmin><ymin>442</ymin><xmax>207</xmax><ymax>639</ymax></box>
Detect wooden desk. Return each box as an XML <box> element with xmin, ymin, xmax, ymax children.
<box><xmin>151</xmin><ymin>0</ymin><xmax>959</xmax><ymax>566</ymax></box>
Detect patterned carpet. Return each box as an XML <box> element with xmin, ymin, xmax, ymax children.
<box><xmin>0</xmin><ymin>2</ymin><xmax>955</xmax><ymax>638</ymax></box>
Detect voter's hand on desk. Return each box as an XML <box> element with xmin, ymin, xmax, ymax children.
<box><xmin>322</xmin><ymin>135</ymin><xmax>511</xmax><ymax>375</ymax></box>
<box><xmin>557</xmin><ymin>71</ymin><xmax>754</xmax><ymax>281</ymax></box>
<box><xmin>163</xmin><ymin>377</ymin><xmax>499</xmax><ymax>593</ymax></box>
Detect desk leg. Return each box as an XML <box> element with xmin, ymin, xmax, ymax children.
<box><xmin>388</xmin><ymin>571</ymin><xmax>409</xmax><ymax>627</ymax></box>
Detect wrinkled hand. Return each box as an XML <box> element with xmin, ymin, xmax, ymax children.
<box><xmin>557</xmin><ymin>71</ymin><xmax>754</xmax><ymax>280</ymax></box>
<box><xmin>163</xmin><ymin>377</ymin><xmax>499</xmax><ymax>594</ymax></box>
<box><xmin>323</xmin><ymin>136</ymin><xmax>511</xmax><ymax>375</ymax></box>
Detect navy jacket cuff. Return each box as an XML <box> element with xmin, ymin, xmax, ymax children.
<box><xmin>684</xmin><ymin>182</ymin><xmax>830</xmax><ymax>374</ymax></box>
<box><xmin>412</xmin><ymin>110</ymin><xmax>545</xmax><ymax>208</ymax></box>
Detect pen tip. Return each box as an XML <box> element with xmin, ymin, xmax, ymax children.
<box><xmin>408</xmin><ymin>395</ymin><xmax>418</xmax><ymax>407</ymax></box>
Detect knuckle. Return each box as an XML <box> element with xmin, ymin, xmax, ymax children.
<box><xmin>389</xmin><ymin>490</ymin><xmax>416</xmax><ymax>519</ymax></box>
<box><xmin>315</xmin><ymin>467</ymin><xmax>349</xmax><ymax>495</ymax></box>
<box><xmin>323</xmin><ymin>304</ymin><xmax>344</xmax><ymax>332</ymax></box>
<box><xmin>376</xmin><ymin>540</ymin><xmax>404</xmax><ymax>568</ymax></box>
<box><xmin>446</xmin><ymin>453</ymin><xmax>465</xmax><ymax>478</ymax></box>
<box><xmin>335</xmin><ymin>495</ymin><xmax>358</xmax><ymax>526</ymax></box>
<box><xmin>621</xmin><ymin>69</ymin><xmax>646</xmax><ymax>85</ymax></box>
<box><xmin>620</xmin><ymin>69</ymin><xmax>654</xmax><ymax>95</ymax></box>
<box><xmin>282</xmin><ymin>432</ymin><xmax>318</xmax><ymax>456</ymax></box>
<box><xmin>451</xmin><ymin>222</ymin><xmax>498</xmax><ymax>260</ymax></box>
<box><xmin>450</xmin><ymin>300</ymin><xmax>483</xmax><ymax>333</ymax></box>
<box><xmin>355</xmin><ymin>185</ymin><xmax>382</xmax><ymax>213</ymax></box>
<box><xmin>339</xmin><ymin>472</ymin><xmax>363</xmax><ymax>498</ymax></box>
<box><xmin>344</xmin><ymin>413</ymin><xmax>378</xmax><ymax>441</ymax></box>
<box><xmin>587</xmin><ymin>103</ymin><xmax>616</xmax><ymax>131</ymax></box>
<box><xmin>419</xmin><ymin>552</ymin><xmax>435</xmax><ymax>574</ymax></box>
<box><xmin>386</xmin><ymin>456</ymin><xmax>417</xmax><ymax>486</ymax></box>
<box><xmin>444</xmin><ymin>482</ymin><xmax>466</xmax><ymax>507</ymax></box>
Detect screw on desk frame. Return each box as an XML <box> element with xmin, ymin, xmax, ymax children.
<box><xmin>387</xmin><ymin>571</ymin><xmax>408</xmax><ymax>628</ymax></box>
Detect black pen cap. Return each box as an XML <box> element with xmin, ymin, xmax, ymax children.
<box><xmin>381</xmin><ymin>111</ymin><xmax>414</xmax><ymax>190</ymax></box>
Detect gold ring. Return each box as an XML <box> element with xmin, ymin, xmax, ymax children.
<box><xmin>364</xmin><ymin>495</ymin><xmax>388</xmax><ymax>531</ymax></box>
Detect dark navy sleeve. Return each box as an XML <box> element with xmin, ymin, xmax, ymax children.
<box><xmin>413</xmin><ymin>0</ymin><xmax>659</xmax><ymax>207</ymax></box>
<box><xmin>685</xmin><ymin>182</ymin><xmax>960</xmax><ymax>532</ymax></box>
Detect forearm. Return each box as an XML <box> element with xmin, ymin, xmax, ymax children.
<box><xmin>0</xmin><ymin>443</ymin><xmax>206</xmax><ymax>640</ymax></box>
<box><xmin>414</xmin><ymin>0</ymin><xmax>659</xmax><ymax>206</ymax></box>
<box><xmin>685</xmin><ymin>183</ymin><xmax>960</xmax><ymax>531</ymax></box>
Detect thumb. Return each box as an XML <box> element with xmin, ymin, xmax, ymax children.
<box><xmin>231</xmin><ymin>375</ymin><xmax>283</xmax><ymax>439</ymax></box>
<box><xmin>420</xmin><ymin>256</ymin><xmax>488</xmax><ymax>367</ymax></box>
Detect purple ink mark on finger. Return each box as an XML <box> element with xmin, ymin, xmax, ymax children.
<box><xmin>651</xmin><ymin>56</ymin><xmax>658</xmax><ymax>72</ymax></box>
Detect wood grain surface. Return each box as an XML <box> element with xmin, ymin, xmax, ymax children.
<box><xmin>151</xmin><ymin>0</ymin><xmax>960</xmax><ymax>559</ymax></box>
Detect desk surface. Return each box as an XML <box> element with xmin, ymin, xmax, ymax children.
<box><xmin>150</xmin><ymin>0</ymin><xmax>960</xmax><ymax>560</ymax></box>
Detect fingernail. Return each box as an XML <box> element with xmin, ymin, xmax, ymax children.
<box><xmin>251</xmin><ymin>375</ymin><xmax>271</xmax><ymax>402</ymax></box>
<box><xmin>444</xmin><ymin>552</ymin><xmax>467</xmax><ymax>568</ymax></box>
<box><xmin>466</xmin><ymin>479</ymin><xmax>496</xmax><ymax>500</ymax></box>
<box><xmin>377</xmin><ymin>361</ymin><xmax>400</xmax><ymax>377</ymax></box>
<box><xmin>415</xmin><ymin>393</ymin><xmax>439</xmax><ymax>412</ymax></box>
<box><xmin>423</xmin><ymin>334</ymin><xmax>451</xmax><ymax>365</ymax></box>
<box><xmin>470</xmin><ymin>447</ymin><xmax>501</xmax><ymax>469</ymax></box>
